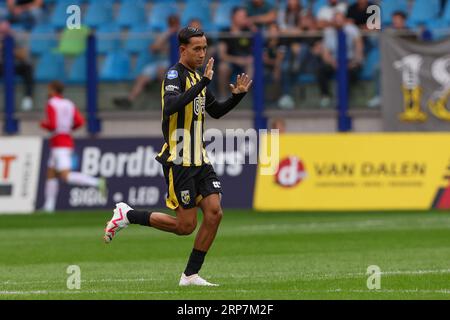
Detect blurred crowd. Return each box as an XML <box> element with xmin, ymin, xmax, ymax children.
<box><xmin>0</xmin><ymin>0</ymin><xmax>439</xmax><ymax>111</ymax></box>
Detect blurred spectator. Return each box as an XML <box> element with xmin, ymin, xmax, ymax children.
<box><xmin>271</xmin><ymin>117</ymin><xmax>286</xmax><ymax>133</ymax></box>
<box><xmin>279</xmin><ymin>10</ymin><xmax>321</xmax><ymax>109</ymax></box>
<box><xmin>113</xmin><ymin>15</ymin><xmax>180</xmax><ymax>109</ymax></box>
<box><xmin>316</xmin><ymin>12</ymin><xmax>363</xmax><ymax>108</ymax></box>
<box><xmin>0</xmin><ymin>20</ymin><xmax>34</xmax><ymax>110</ymax></box>
<box><xmin>263</xmin><ymin>23</ymin><xmax>285</xmax><ymax>104</ymax></box>
<box><xmin>188</xmin><ymin>18</ymin><xmax>202</xmax><ymax>31</ymax></box>
<box><xmin>7</xmin><ymin>0</ymin><xmax>43</xmax><ymax>31</ymax></box>
<box><xmin>277</xmin><ymin>0</ymin><xmax>304</xmax><ymax>34</ymax></box>
<box><xmin>246</xmin><ymin>0</ymin><xmax>277</xmax><ymax>31</ymax></box>
<box><xmin>346</xmin><ymin>0</ymin><xmax>375</xmax><ymax>29</ymax></box>
<box><xmin>218</xmin><ymin>7</ymin><xmax>254</xmax><ymax>99</ymax></box>
<box><xmin>390</xmin><ymin>11</ymin><xmax>408</xmax><ymax>30</ymax></box>
<box><xmin>317</xmin><ymin>0</ymin><xmax>347</xmax><ymax>29</ymax></box>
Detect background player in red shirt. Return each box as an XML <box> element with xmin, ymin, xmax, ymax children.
<box><xmin>40</xmin><ymin>81</ymin><xmax>106</xmax><ymax>213</ymax></box>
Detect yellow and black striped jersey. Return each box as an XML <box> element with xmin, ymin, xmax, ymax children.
<box><xmin>156</xmin><ymin>62</ymin><xmax>245</xmax><ymax>167</ymax></box>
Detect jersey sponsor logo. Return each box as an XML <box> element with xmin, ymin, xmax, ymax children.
<box><xmin>165</xmin><ymin>84</ymin><xmax>179</xmax><ymax>92</ymax></box>
<box><xmin>181</xmin><ymin>190</ymin><xmax>191</xmax><ymax>205</ymax></box>
<box><xmin>194</xmin><ymin>96</ymin><xmax>206</xmax><ymax>115</ymax></box>
<box><xmin>167</xmin><ymin>70</ymin><xmax>178</xmax><ymax>80</ymax></box>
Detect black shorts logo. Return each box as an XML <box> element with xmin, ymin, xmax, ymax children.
<box><xmin>181</xmin><ymin>190</ymin><xmax>191</xmax><ymax>205</ymax></box>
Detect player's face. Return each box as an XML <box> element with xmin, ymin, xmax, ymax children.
<box><xmin>184</xmin><ymin>36</ymin><xmax>208</xmax><ymax>69</ymax></box>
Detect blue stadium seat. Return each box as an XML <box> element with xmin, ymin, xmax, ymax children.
<box><xmin>360</xmin><ymin>47</ymin><xmax>379</xmax><ymax>81</ymax></box>
<box><xmin>84</xmin><ymin>1</ymin><xmax>114</xmax><ymax>29</ymax></box>
<box><xmin>213</xmin><ymin>1</ymin><xmax>241</xmax><ymax>31</ymax></box>
<box><xmin>297</xmin><ymin>73</ymin><xmax>315</xmax><ymax>84</ymax></box>
<box><xmin>181</xmin><ymin>0</ymin><xmax>211</xmax><ymax>31</ymax></box>
<box><xmin>29</xmin><ymin>23</ymin><xmax>58</xmax><ymax>56</ymax></box>
<box><xmin>312</xmin><ymin>0</ymin><xmax>328</xmax><ymax>17</ymax></box>
<box><xmin>124</xmin><ymin>24</ymin><xmax>154</xmax><ymax>54</ymax></box>
<box><xmin>96</xmin><ymin>23</ymin><xmax>122</xmax><ymax>55</ymax></box>
<box><xmin>50</xmin><ymin>0</ymin><xmax>82</xmax><ymax>29</ymax></box>
<box><xmin>116</xmin><ymin>0</ymin><xmax>147</xmax><ymax>28</ymax></box>
<box><xmin>100</xmin><ymin>50</ymin><xmax>131</xmax><ymax>81</ymax></box>
<box><xmin>36</xmin><ymin>52</ymin><xmax>66</xmax><ymax>82</ymax></box>
<box><xmin>425</xmin><ymin>19</ymin><xmax>450</xmax><ymax>40</ymax></box>
<box><xmin>132</xmin><ymin>50</ymin><xmax>155</xmax><ymax>78</ymax></box>
<box><xmin>380</xmin><ymin>0</ymin><xmax>408</xmax><ymax>26</ymax></box>
<box><xmin>67</xmin><ymin>54</ymin><xmax>86</xmax><ymax>84</ymax></box>
<box><xmin>409</xmin><ymin>0</ymin><xmax>440</xmax><ymax>26</ymax></box>
<box><xmin>148</xmin><ymin>2</ymin><xmax>179</xmax><ymax>32</ymax></box>
<box><xmin>442</xmin><ymin>0</ymin><xmax>450</xmax><ymax>22</ymax></box>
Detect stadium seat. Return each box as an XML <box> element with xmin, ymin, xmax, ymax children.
<box><xmin>96</xmin><ymin>23</ymin><xmax>122</xmax><ymax>55</ymax></box>
<box><xmin>55</xmin><ymin>25</ymin><xmax>90</xmax><ymax>56</ymax></box>
<box><xmin>425</xmin><ymin>19</ymin><xmax>450</xmax><ymax>41</ymax></box>
<box><xmin>124</xmin><ymin>24</ymin><xmax>154</xmax><ymax>54</ymax></box>
<box><xmin>116</xmin><ymin>0</ymin><xmax>147</xmax><ymax>28</ymax></box>
<box><xmin>181</xmin><ymin>0</ymin><xmax>211</xmax><ymax>31</ymax></box>
<box><xmin>213</xmin><ymin>1</ymin><xmax>241</xmax><ymax>31</ymax></box>
<box><xmin>312</xmin><ymin>0</ymin><xmax>328</xmax><ymax>17</ymax></box>
<box><xmin>409</xmin><ymin>0</ymin><xmax>441</xmax><ymax>26</ymax></box>
<box><xmin>84</xmin><ymin>1</ymin><xmax>114</xmax><ymax>29</ymax></box>
<box><xmin>360</xmin><ymin>47</ymin><xmax>379</xmax><ymax>81</ymax></box>
<box><xmin>148</xmin><ymin>2</ymin><xmax>179</xmax><ymax>32</ymax></box>
<box><xmin>50</xmin><ymin>0</ymin><xmax>82</xmax><ymax>29</ymax></box>
<box><xmin>442</xmin><ymin>0</ymin><xmax>450</xmax><ymax>22</ymax></box>
<box><xmin>100</xmin><ymin>50</ymin><xmax>131</xmax><ymax>81</ymax></box>
<box><xmin>35</xmin><ymin>52</ymin><xmax>66</xmax><ymax>82</ymax></box>
<box><xmin>29</xmin><ymin>23</ymin><xmax>58</xmax><ymax>56</ymax></box>
<box><xmin>67</xmin><ymin>54</ymin><xmax>87</xmax><ymax>84</ymax></box>
<box><xmin>380</xmin><ymin>0</ymin><xmax>408</xmax><ymax>26</ymax></box>
<box><xmin>132</xmin><ymin>50</ymin><xmax>155</xmax><ymax>78</ymax></box>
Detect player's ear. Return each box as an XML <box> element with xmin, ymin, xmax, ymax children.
<box><xmin>179</xmin><ymin>44</ymin><xmax>186</xmax><ymax>55</ymax></box>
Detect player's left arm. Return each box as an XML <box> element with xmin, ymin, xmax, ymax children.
<box><xmin>72</xmin><ymin>107</ymin><xmax>85</xmax><ymax>130</ymax></box>
<box><xmin>205</xmin><ymin>73</ymin><xmax>253</xmax><ymax>119</ymax></box>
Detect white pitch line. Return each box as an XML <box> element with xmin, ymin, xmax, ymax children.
<box><xmin>1</xmin><ymin>288</ymin><xmax>450</xmax><ymax>296</ymax></box>
<box><xmin>2</xmin><ymin>269</ymin><xmax>450</xmax><ymax>287</ymax></box>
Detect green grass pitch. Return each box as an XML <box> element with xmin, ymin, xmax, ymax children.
<box><xmin>0</xmin><ymin>209</ymin><xmax>450</xmax><ymax>300</ymax></box>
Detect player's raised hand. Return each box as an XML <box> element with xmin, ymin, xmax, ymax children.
<box><xmin>230</xmin><ymin>73</ymin><xmax>253</xmax><ymax>94</ymax></box>
<box><xmin>204</xmin><ymin>57</ymin><xmax>214</xmax><ymax>80</ymax></box>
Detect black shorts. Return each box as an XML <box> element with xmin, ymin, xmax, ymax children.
<box><xmin>162</xmin><ymin>164</ymin><xmax>222</xmax><ymax>210</ymax></box>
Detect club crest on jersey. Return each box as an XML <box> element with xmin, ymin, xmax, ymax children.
<box><xmin>167</xmin><ymin>70</ymin><xmax>178</xmax><ymax>80</ymax></box>
<box><xmin>194</xmin><ymin>96</ymin><xmax>206</xmax><ymax>116</ymax></box>
<box><xmin>181</xmin><ymin>190</ymin><xmax>191</xmax><ymax>205</ymax></box>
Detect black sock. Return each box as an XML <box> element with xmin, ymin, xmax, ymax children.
<box><xmin>127</xmin><ymin>210</ymin><xmax>152</xmax><ymax>227</ymax></box>
<box><xmin>184</xmin><ymin>249</ymin><xmax>207</xmax><ymax>276</ymax></box>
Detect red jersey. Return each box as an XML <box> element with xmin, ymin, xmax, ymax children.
<box><xmin>40</xmin><ymin>95</ymin><xmax>84</xmax><ymax>148</ymax></box>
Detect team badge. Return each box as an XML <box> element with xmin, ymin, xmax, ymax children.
<box><xmin>167</xmin><ymin>70</ymin><xmax>178</xmax><ymax>80</ymax></box>
<box><xmin>181</xmin><ymin>190</ymin><xmax>191</xmax><ymax>205</ymax></box>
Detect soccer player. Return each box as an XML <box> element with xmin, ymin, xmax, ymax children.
<box><xmin>40</xmin><ymin>81</ymin><xmax>106</xmax><ymax>213</ymax></box>
<box><xmin>104</xmin><ymin>27</ymin><xmax>252</xmax><ymax>286</ymax></box>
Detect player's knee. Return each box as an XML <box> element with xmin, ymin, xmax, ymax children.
<box><xmin>59</xmin><ymin>172</ymin><xmax>69</xmax><ymax>183</ymax></box>
<box><xmin>175</xmin><ymin>221</ymin><xmax>197</xmax><ymax>236</ymax></box>
<box><xmin>205</xmin><ymin>207</ymin><xmax>223</xmax><ymax>226</ymax></box>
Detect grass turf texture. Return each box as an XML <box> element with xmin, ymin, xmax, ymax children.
<box><xmin>0</xmin><ymin>210</ymin><xmax>449</xmax><ymax>300</ymax></box>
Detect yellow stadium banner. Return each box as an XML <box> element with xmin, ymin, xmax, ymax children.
<box><xmin>254</xmin><ymin>133</ymin><xmax>450</xmax><ymax>211</ymax></box>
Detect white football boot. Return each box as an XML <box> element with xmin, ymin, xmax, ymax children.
<box><xmin>179</xmin><ymin>273</ymin><xmax>219</xmax><ymax>287</ymax></box>
<box><xmin>104</xmin><ymin>202</ymin><xmax>132</xmax><ymax>243</ymax></box>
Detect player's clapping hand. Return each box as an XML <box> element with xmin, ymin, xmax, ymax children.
<box><xmin>204</xmin><ymin>57</ymin><xmax>214</xmax><ymax>80</ymax></box>
<box><xmin>230</xmin><ymin>73</ymin><xmax>253</xmax><ymax>94</ymax></box>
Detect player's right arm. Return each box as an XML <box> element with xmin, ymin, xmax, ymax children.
<box><xmin>40</xmin><ymin>103</ymin><xmax>56</xmax><ymax>131</ymax></box>
<box><xmin>163</xmin><ymin>58</ymin><xmax>214</xmax><ymax>117</ymax></box>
